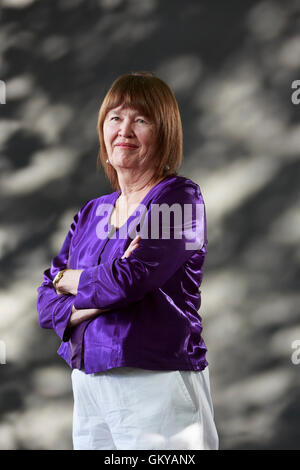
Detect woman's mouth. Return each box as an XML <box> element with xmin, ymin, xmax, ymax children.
<box><xmin>115</xmin><ymin>143</ymin><xmax>138</xmax><ymax>148</ymax></box>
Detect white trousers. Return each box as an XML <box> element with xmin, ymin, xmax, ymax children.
<box><xmin>71</xmin><ymin>366</ymin><xmax>219</xmax><ymax>450</ymax></box>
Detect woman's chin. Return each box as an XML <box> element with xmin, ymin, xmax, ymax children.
<box><xmin>112</xmin><ymin>160</ymin><xmax>139</xmax><ymax>171</ymax></box>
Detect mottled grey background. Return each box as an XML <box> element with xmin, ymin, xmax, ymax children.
<box><xmin>0</xmin><ymin>0</ymin><xmax>300</xmax><ymax>450</ymax></box>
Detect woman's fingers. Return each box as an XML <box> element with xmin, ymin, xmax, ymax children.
<box><xmin>128</xmin><ymin>239</ymin><xmax>140</xmax><ymax>251</ymax></box>
<box><xmin>121</xmin><ymin>235</ymin><xmax>141</xmax><ymax>259</ymax></box>
<box><xmin>130</xmin><ymin>235</ymin><xmax>141</xmax><ymax>244</ymax></box>
<box><xmin>68</xmin><ymin>308</ymin><xmax>104</xmax><ymax>327</ymax></box>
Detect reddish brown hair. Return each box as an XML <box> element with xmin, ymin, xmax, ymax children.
<box><xmin>97</xmin><ymin>71</ymin><xmax>183</xmax><ymax>191</ymax></box>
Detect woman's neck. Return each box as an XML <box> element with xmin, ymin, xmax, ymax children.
<box><xmin>117</xmin><ymin>172</ymin><xmax>164</xmax><ymax>204</ymax></box>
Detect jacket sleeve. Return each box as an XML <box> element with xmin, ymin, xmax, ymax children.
<box><xmin>36</xmin><ymin>202</ymin><xmax>89</xmax><ymax>342</ymax></box>
<box><xmin>74</xmin><ymin>181</ymin><xmax>207</xmax><ymax>311</ymax></box>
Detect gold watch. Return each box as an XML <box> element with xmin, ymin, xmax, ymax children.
<box><xmin>53</xmin><ymin>269</ymin><xmax>67</xmax><ymax>289</ymax></box>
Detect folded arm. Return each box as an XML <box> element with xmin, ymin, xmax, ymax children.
<box><xmin>37</xmin><ymin>206</ymin><xmax>141</xmax><ymax>336</ymax></box>
<box><xmin>73</xmin><ymin>183</ymin><xmax>206</xmax><ymax>311</ymax></box>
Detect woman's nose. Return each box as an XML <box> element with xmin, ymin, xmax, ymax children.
<box><xmin>118</xmin><ymin>119</ymin><xmax>134</xmax><ymax>137</ymax></box>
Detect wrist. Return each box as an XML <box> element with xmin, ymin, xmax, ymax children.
<box><xmin>53</xmin><ymin>269</ymin><xmax>68</xmax><ymax>290</ymax></box>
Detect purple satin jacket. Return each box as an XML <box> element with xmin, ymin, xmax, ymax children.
<box><xmin>37</xmin><ymin>174</ymin><xmax>209</xmax><ymax>374</ymax></box>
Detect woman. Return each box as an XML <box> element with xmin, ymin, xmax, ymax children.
<box><xmin>37</xmin><ymin>72</ymin><xmax>219</xmax><ymax>450</ymax></box>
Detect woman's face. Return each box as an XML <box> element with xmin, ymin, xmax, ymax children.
<box><xmin>103</xmin><ymin>105</ymin><xmax>157</xmax><ymax>174</ymax></box>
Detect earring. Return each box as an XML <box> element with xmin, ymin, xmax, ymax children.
<box><xmin>164</xmin><ymin>164</ymin><xmax>170</xmax><ymax>171</ymax></box>
<box><xmin>106</xmin><ymin>159</ymin><xmax>110</xmax><ymax>164</ymax></box>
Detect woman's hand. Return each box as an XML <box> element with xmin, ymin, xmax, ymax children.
<box><xmin>68</xmin><ymin>304</ymin><xmax>106</xmax><ymax>327</ymax></box>
<box><xmin>55</xmin><ymin>269</ymin><xmax>83</xmax><ymax>296</ymax></box>
<box><xmin>121</xmin><ymin>235</ymin><xmax>141</xmax><ymax>259</ymax></box>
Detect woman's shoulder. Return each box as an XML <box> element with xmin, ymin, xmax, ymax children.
<box><xmin>161</xmin><ymin>173</ymin><xmax>201</xmax><ymax>190</ymax></box>
<box><xmin>154</xmin><ymin>174</ymin><xmax>204</xmax><ymax>203</ymax></box>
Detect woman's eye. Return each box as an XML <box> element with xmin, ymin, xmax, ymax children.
<box><xmin>137</xmin><ymin>118</ymin><xmax>146</xmax><ymax>124</ymax></box>
<box><xmin>111</xmin><ymin>116</ymin><xmax>119</xmax><ymax>121</ymax></box>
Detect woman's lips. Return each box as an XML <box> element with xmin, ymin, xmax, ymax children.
<box><xmin>115</xmin><ymin>143</ymin><xmax>138</xmax><ymax>148</ymax></box>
